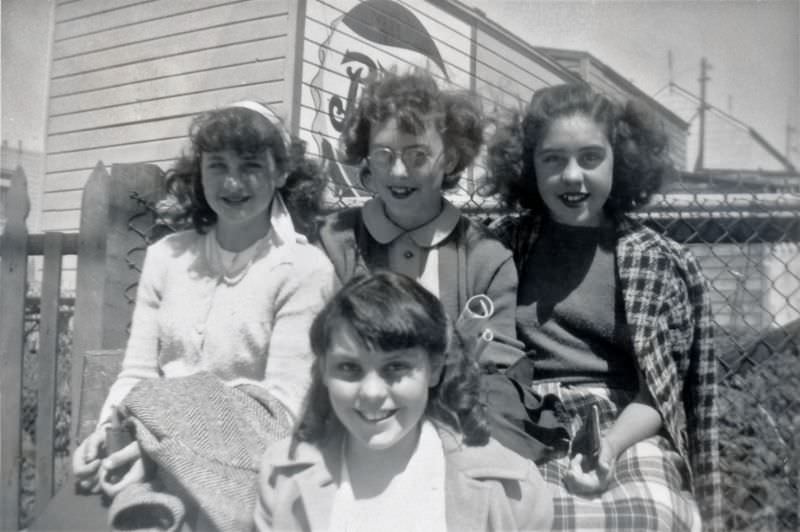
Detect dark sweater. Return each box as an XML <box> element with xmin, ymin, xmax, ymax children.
<box><xmin>518</xmin><ymin>220</ymin><xmax>637</xmax><ymax>388</ymax></box>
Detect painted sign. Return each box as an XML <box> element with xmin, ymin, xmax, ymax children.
<box><xmin>300</xmin><ymin>0</ymin><xmax>472</xmax><ymax>200</ymax></box>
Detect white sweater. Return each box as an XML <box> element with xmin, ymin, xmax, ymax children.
<box><xmin>97</xmin><ymin>203</ymin><xmax>335</xmax><ymax>426</ymax></box>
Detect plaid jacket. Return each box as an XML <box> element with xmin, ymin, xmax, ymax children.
<box><xmin>492</xmin><ymin>213</ymin><xmax>723</xmax><ymax>532</ymax></box>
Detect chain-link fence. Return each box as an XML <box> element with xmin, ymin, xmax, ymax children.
<box><xmin>18</xmin><ymin>177</ymin><xmax>800</xmax><ymax>530</ymax></box>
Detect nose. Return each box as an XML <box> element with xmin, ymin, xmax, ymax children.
<box><xmin>357</xmin><ymin>370</ymin><xmax>388</xmax><ymax>404</ymax></box>
<box><xmin>221</xmin><ymin>170</ymin><xmax>244</xmax><ymax>192</ymax></box>
<box><xmin>389</xmin><ymin>155</ymin><xmax>407</xmax><ymax>178</ymax></box>
<box><xmin>560</xmin><ymin>158</ymin><xmax>583</xmax><ymax>185</ymax></box>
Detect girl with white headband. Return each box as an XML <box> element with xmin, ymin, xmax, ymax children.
<box><xmin>45</xmin><ymin>101</ymin><xmax>336</xmax><ymax>530</ymax></box>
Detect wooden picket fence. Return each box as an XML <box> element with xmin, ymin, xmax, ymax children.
<box><xmin>0</xmin><ymin>162</ymin><xmax>164</xmax><ymax>530</ymax></box>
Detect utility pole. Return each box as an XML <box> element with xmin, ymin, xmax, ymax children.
<box><xmin>787</xmin><ymin>124</ymin><xmax>797</xmax><ymax>161</ymax></box>
<box><xmin>694</xmin><ymin>57</ymin><xmax>711</xmax><ymax>171</ymax></box>
<box><xmin>668</xmin><ymin>50</ymin><xmax>674</xmax><ymax>93</ymax></box>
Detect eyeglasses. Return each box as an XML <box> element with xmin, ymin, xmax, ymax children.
<box><xmin>367</xmin><ymin>146</ymin><xmax>437</xmax><ymax>173</ymax></box>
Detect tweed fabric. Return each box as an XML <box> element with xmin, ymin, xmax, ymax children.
<box><xmin>108</xmin><ymin>373</ymin><xmax>291</xmax><ymax>532</ymax></box>
<box><xmin>492</xmin><ymin>213</ymin><xmax>722</xmax><ymax>531</ymax></box>
<box><xmin>532</xmin><ymin>382</ymin><xmax>701</xmax><ymax>532</ymax></box>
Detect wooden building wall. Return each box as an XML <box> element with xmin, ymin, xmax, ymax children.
<box><xmin>43</xmin><ymin>0</ymin><xmax>296</xmax><ymax>234</ymax></box>
<box><xmin>297</xmin><ymin>0</ymin><xmax>575</xmax><ymax>200</ymax></box>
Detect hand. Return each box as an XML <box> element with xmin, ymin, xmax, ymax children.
<box><xmin>72</xmin><ymin>430</ymin><xmax>106</xmax><ymax>493</ymax></box>
<box><xmin>98</xmin><ymin>440</ymin><xmax>148</xmax><ymax>498</ymax></box>
<box><xmin>564</xmin><ymin>437</ymin><xmax>618</xmax><ymax>495</ymax></box>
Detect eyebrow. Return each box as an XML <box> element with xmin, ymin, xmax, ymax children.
<box><xmin>536</xmin><ymin>144</ymin><xmax>607</xmax><ymax>154</ymax></box>
<box><xmin>326</xmin><ymin>348</ymin><xmax>421</xmax><ymax>362</ymax></box>
<box><xmin>371</xmin><ymin>144</ymin><xmax>429</xmax><ymax>151</ymax></box>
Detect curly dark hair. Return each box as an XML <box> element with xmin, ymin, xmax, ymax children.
<box><xmin>158</xmin><ymin>103</ymin><xmax>325</xmax><ymax>237</ymax></box>
<box><xmin>485</xmin><ymin>83</ymin><xmax>672</xmax><ymax>217</ymax></box>
<box><xmin>292</xmin><ymin>271</ymin><xmax>490</xmax><ymax>451</ymax></box>
<box><xmin>339</xmin><ymin>69</ymin><xmax>484</xmax><ymax>191</ymax></box>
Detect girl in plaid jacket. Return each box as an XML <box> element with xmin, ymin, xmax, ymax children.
<box><xmin>486</xmin><ymin>83</ymin><xmax>722</xmax><ymax>532</ymax></box>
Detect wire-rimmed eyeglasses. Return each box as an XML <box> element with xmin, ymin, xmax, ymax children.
<box><xmin>367</xmin><ymin>146</ymin><xmax>440</xmax><ymax>173</ymax></box>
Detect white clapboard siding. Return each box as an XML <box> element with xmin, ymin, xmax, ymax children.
<box><xmin>54</xmin><ymin>0</ymin><xmax>238</xmax><ymax>41</ymax></box>
<box><xmin>43</xmin><ymin>0</ymin><xmax>291</xmax><ymax>232</ymax></box>
<box><xmin>48</xmin><ymin>115</ymin><xmax>190</xmax><ymax>154</ymax></box>
<box><xmin>54</xmin><ymin>0</ymin><xmax>148</xmax><ymax>24</ymax></box>
<box><xmin>52</xmin><ymin>17</ymin><xmax>286</xmax><ymax>77</ymax></box>
<box><xmin>46</xmin><ymin>137</ymin><xmax>186</xmax><ymax>175</ymax></box>
<box><xmin>51</xmin><ymin>59</ymin><xmax>284</xmax><ymax>115</ymax></box>
<box><xmin>49</xmin><ymin>81</ymin><xmax>284</xmax><ymax>134</ymax></box>
<box><xmin>51</xmin><ymin>40</ymin><xmax>284</xmax><ymax>96</ymax></box>
<box><xmin>54</xmin><ymin>0</ymin><xmax>280</xmax><ymax>58</ymax></box>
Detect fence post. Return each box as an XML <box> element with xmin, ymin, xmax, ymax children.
<box><xmin>35</xmin><ymin>232</ymin><xmax>64</xmax><ymax>513</ymax></box>
<box><xmin>0</xmin><ymin>165</ymin><xmax>30</xmax><ymax>531</ymax></box>
<box><xmin>70</xmin><ymin>162</ymin><xmax>110</xmax><ymax>451</ymax></box>
<box><xmin>70</xmin><ymin>162</ymin><xmax>164</xmax><ymax>449</ymax></box>
<box><xmin>100</xmin><ymin>163</ymin><xmax>165</xmax><ymax>350</ymax></box>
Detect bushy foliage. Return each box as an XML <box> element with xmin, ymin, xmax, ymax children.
<box><xmin>718</xmin><ymin>347</ymin><xmax>799</xmax><ymax>531</ymax></box>
<box><xmin>19</xmin><ymin>305</ymin><xmax>73</xmax><ymax>528</ymax></box>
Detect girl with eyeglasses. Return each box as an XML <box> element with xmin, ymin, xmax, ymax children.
<box><xmin>317</xmin><ymin>69</ymin><xmax>524</xmax><ymax>371</ymax></box>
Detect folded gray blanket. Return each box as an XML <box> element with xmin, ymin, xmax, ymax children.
<box><xmin>108</xmin><ymin>373</ymin><xmax>291</xmax><ymax>532</ymax></box>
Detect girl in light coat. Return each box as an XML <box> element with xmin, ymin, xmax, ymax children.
<box><xmin>255</xmin><ymin>272</ymin><xmax>553</xmax><ymax>532</ymax></box>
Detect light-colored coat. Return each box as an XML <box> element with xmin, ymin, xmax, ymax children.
<box><xmin>254</xmin><ymin>426</ymin><xmax>554</xmax><ymax>531</ymax></box>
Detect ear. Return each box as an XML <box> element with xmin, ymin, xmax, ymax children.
<box><xmin>360</xmin><ymin>164</ymin><xmax>375</xmax><ymax>194</ymax></box>
<box><xmin>442</xmin><ymin>149</ymin><xmax>459</xmax><ymax>176</ymax></box>
<box><xmin>275</xmin><ymin>171</ymin><xmax>289</xmax><ymax>188</ymax></box>
<box><xmin>428</xmin><ymin>356</ymin><xmax>445</xmax><ymax>388</ymax></box>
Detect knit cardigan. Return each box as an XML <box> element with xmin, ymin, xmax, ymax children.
<box><xmin>317</xmin><ymin>207</ymin><xmax>524</xmax><ymax>368</ymax></box>
<box><xmin>98</xmin><ymin>218</ymin><xmax>335</xmax><ymax>426</ymax></box>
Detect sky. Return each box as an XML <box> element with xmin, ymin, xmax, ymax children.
<box><xmin>1</xmin><ymin>0</ymin><xmax>54</xmax><ymax>154</ymax></box>
<box><xmin>466</xmin><ymin>0</ymin><xmax>800</xmax><ymax>168</ymax></box>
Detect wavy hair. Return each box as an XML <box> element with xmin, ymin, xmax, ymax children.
<box><xmin>339</xmin><ymin>69</ymin><xmax>484</xmax><ymax>191</ymax></box>
<box><xmin>485</xmin><ymin>83</ymin><xmax>672</xmax><ymax>217</ymax></box>
<box><xmin>158</xmin><ymin>103</ymin><xmax>325</xmax><ymax>237</ymax></box>
<box><xmin>293</xmin><ymin>271</ymin><xmax>490</xmax><ymax>450</ymax></box>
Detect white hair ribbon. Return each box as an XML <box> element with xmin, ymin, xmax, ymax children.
<box><xmin>228</xmin><ymin>100</ymin><xmax>292</xmax><ymax>148</ymax></box>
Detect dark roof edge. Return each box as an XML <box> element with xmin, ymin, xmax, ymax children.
<box><xmin>534</xmin><ymin>46</ymin><xmax>689</xmax><ymax>130</ymax></box>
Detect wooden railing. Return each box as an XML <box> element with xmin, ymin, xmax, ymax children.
<box><xmin>0</xmin><ymin>162</ymin><xmax>164</xmax><ymax>530</ymax></box>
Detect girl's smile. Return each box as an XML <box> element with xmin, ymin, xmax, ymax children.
<box><xmin>534</xmin><ymin>113</ymin><xmax>614</xmax><ymax>227</ymax></box>
<box><xmin>356</xmin><ymin>408</ymin><xmax>398</xmax><ymax>423</ymax></box>
<box><xmin>367</xmin><ymin>117</ymin><xmax>449</xmax><ymax>229</ymax></box>
<box><xmin>322</xmin><ymin>325</ymin><xmax>441</xmax><ymax>453</ymax></box>
<box><xmin>201</xmin><ymin>148</ymin><xmax>287</xmax><ymax>250</ymax></box>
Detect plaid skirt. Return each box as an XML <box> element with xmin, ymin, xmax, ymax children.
<box><xmin>531</xmin><ymin>382</ymin><xmax>701</xmax><ymax>532</ymax></box>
